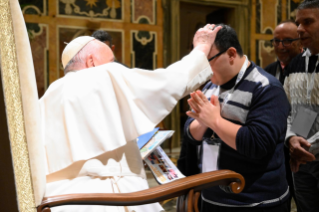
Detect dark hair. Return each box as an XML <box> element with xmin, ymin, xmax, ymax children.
<box><xmin>212</xmin><ymin>24</ymin><xmax>243</xmax><ymax>57</ymax></box>
<box><xmin>92</xmin><ymin>30</ymin><xmax>113</xmax><ymax>45</ymax></box>
<box><xmin>278</xmin><ymin>19</ymin><xmax>298</xmax><ymax>26</ymax></box>
<box><xmin>298</xmin><ymin>0</ymin><xmax>319</xmax><ymax>10</ymax></box>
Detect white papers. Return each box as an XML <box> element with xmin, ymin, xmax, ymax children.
<box><xmin>307</xmin><ymin>131</ymin><xmax>319</xmax><ymax>159</ymax></box>
<box><xmin>291</xmin><ymin>106</ymin><xmax>317</xmax><ymax>138</ymax></box>
<box><xmin>307</xmin><ymin>131</ymin><xmax>319</xmax><ymax>144</ymax></box>
<box><xmin>202</xmin><ymin>141</ymin><xmax>220</xmax><ymax>172</ymax></box>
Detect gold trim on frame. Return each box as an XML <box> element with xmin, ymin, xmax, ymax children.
<box><xmin>0</xmin><ymin>0</ymin><xmax>36</xmax><ymax>211</ymax></box>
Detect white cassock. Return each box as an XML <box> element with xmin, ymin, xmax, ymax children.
<box><xmin>40</xmin><ymin>50</ymin><xmax>212</xmax><ymax>212</ymax></box>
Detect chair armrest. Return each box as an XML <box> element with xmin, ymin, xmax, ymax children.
<box><xmin>38</xmin><ymin>170</ymin><xmax>245</xmax><ymax>212</ymax></box>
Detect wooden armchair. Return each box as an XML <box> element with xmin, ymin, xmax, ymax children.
<box><xmin>39</xmin><ymin>170</ymin><xmax>244</xmax><ymax>212</ymax></box>
<box><xmin>0</xmin><ymin>0</ymin><xmax>244</xmax><ymax>211</ymax></box>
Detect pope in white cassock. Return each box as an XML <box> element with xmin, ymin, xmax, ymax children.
<box><xmin>40</xmin><ymin>24</ymin><xmax>221</xmax><ymax>212</ymax></box>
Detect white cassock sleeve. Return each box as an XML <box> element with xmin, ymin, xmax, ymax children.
<box><xmin>40</xmin><ymin>49</ymin><xmax>212</xmax><ymax>173</ymax></box>
<box><xmin>104</xmin><ymin>49</ymin><xmax>212</xmax><ymax>142</ymax></box>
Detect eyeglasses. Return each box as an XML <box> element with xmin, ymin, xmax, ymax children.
<box><xmin>208</xmin><ymin>49</ymin><xmax>227</xmax><ymax>61</ymax></box>
<box><xmin>270</xmin><ymin>38</ymin><xmax>300</xmax><ymax>47</ymax></box>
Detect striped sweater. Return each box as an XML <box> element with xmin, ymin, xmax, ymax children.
<box><xmin>184</xmin><ymin>61</ymin><xmax>290</xmax><ymax>207</ymax></box>
<box><xmin>284</xmin><ymin>50</ymin><xmax>319</xmax><ymax>152</ymax></box>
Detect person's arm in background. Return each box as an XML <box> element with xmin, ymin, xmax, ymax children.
<box><xmin>283</xmin><ymin>70</ymin><xmax>315</xmax><ymax>172</ymax></box>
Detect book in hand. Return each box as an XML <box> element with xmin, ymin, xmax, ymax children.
<box><xmin>144</xmin><ymin>146</ymin><xmax>185</xmax><ymax>184</ymax></box>
<box><xmin>139</xmin><ymin>130</ymin><xmax>174</xmax><ymax>160</ymax></box>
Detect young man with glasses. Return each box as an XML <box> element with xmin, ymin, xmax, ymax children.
<box><xmin>183</xmin><ymin>24</ymin><xmax>290</xmax><ymax>212</ymax></box>
<box><xmin>264</xmin><ymin>20</ymin><xmax>303</xmax><ymax>212</ymax></box>
<box><xmin>265</xmin><ymin>20</ymin><xmax>303</xmax><ymax>84</ymax></box>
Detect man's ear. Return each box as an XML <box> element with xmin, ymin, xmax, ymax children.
<box><xmin>86</xmin><ymin>54</ymin><xmax>95</xmax><ymax>68</ymax></box>
<box><xmin>227</xmin><ymin>47</ymin><xmax>237</xmax><ymax>64</ymax></box>
<box><xmin>111</xmin><ymin>45</ymin><xmax>115</xmax><ymax>52</ymax></box>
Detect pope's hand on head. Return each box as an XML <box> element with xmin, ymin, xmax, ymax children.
<box><xmin>193</xmin><ymin>24</ymin><xmax>222</xmax><ymax>57</ymax></box>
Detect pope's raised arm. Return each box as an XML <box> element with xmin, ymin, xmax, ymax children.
<box><xmin>193</xmin><ymin>24</ymin><xmax>222</xmax><ymax>56</ymax></box>
<box><xmin>105</xmin><ymin>24</ymin><xmax>222</xmax><ymax>138</ymax></box>
<box><xmin>39</xmin><ymin>24</ymin><xmax>220</xmax><ymax>212</ymax></box>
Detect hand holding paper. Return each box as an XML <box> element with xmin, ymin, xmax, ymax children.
<box><xmin>289</xmin><ymin>136</ymin><xmax>315</xmax><ymax>172</ymax></box>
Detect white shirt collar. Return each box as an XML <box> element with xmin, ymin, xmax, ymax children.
<box><xmin>302</xmin><ymin>48</ymin><xmax>319</xmax><ymax>57</ymax></box>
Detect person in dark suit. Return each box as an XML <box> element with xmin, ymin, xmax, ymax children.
<box><xmin>265</xmin><ymin>20</ymin><xmax>303</xmax><ymax>84</ymax></box>
<box><xmin>92</xmin><ymin>30</ymin><xmax>115</xmax><ymax>52</ymax></box>
<box><xmin>264</xmin><ymin>19</ymin><xmax>303</xmax><ymax>212</ymax></box>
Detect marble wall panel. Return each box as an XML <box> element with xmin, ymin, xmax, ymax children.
<box><xmin>28</xmin><ymin>23</ymin><xmax>48</xmax><ymax>98</ymax></box>
<box><xmin>59</xmin><ymin>0</ymin><xmax>123</xmax><ymax>20</ymax></box>
<box><xmin>256</xmin><ymin>39</ymin><xmax>276</xmax><ymax>69</ymax></box>
<box><xmin>131</xmin><ymin>0</ymin><xmax>156</xmax><ymax>24</ymax></box>
<box><xmin>256</xmin><ymin>0</ymin><xmax>261</xmax><ymax>34</ymax></box>
<box><xmin>289</xmin><ymin>0</ymin><xmax>302</xmax><ymax>20</ymax></box>
<box><xmin>255</xmin><ymin>0</ymin><xmax>295</xmax><ymax>35</ymax></box>
<box><xmin>257</xmin><ymin>0</ymin><xmax>278</xmax><ymax>34</ymax></box>
<box><xmin>20</xmin><ymin>0</ymin><xmax>47</xmax><ymax>15</ymax></box>
<box><xmin>131</xmin><ymin>31</ymin><xmax>157</xmax><ymax>69</ymax></box>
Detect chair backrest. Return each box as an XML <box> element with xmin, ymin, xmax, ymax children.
<box><xmin>0</xmin><ymin>0</ymin><xmax>46</xmax><ymax>210</ymax></box>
